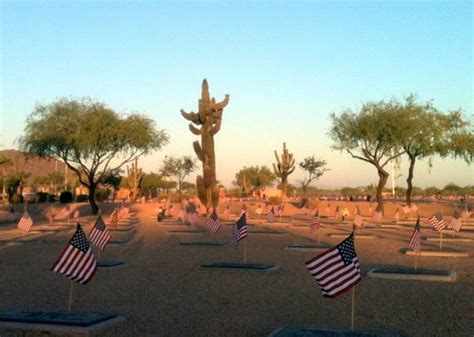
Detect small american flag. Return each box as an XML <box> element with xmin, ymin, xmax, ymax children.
<box><xmin>402</xmin><ymin>205</ymin><xmax>411</xmax><ymax>214</ymax></box>
<box><xmin>51</xmin><ymin>224</ymin><xmax>97</xmax><ymax>284</ymax></box>
<box><xmin>409</xmin><ymin>217</ymin><xmax>421</xmax><ymax>253</ymax></box>
<box><xmin>411</xmin><ymin>204</ymin><xmax>418</xmax><ymax>213</ymax></box>
<box><xmin>89</xmin><ymin>215</ymin><xmax>111</xmax><ymax>251</ymax></box>
<box><xmin>371</xmin><ymin>205</ymin><xmax>383</xmax><ymax>223</ymax></box>
<box><xmin>353</xmin><ymin>214</ymin><xmax>363</xmax><ymax>229</ymax></box>
<box><xmin>448</xmin><ymin>210</ymin><xmax>462</xmax><ymax>232</ymax></box>
<box><xmin>309</xmin><ymin>210</ymin><xmax>320</xmax><ymax>232</ymax></box>
<box><xmin>17</xmin><ymin>211</ymin><xmax>33</xmax><ymax>232</ymax></box>
<box><xmin>206</xmin><ymin>210</ymin><xmax>222</xmax><ymax>233</ymax></box>
<box><xmin>72</xmin><ymin>209</ymin><xmax>80</xmax><ymax>219</ymax></box>
<box><xmin>394</xmin><ymin>208</ymin><xmax>400</xmax><ymax>222</ymax></box>
<box><xmin>305</xmin><ymin>232</ymin><xmax>361</xmax><ymax>298</ymax></box>
<box><xmin>428</xmin><ymin>212</ymin><xmax>445</xmax><ymax>231</ymax></box>
<box><xmin>267</xmin><ymin>207</ymin><xmax>276</xmax><ymax>223</ymax></box>
<box><xmin>232</xmin><ymin>212</ymin><xmax>248</xmax><ymax>246</ymax></box>
<box><xmin>109</xmin><ymin>209</ymin><xmax>119</xmax><ymax>227</ymax></box>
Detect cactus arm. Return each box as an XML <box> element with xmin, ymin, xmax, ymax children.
<box><xmin>210</xmin><ymin>120</ymin><xmax>221</xmax><ymax>136</ymax></box>
<box><xmin>181</xmin><ymin>109</ymin><xmax>201</xmax><ymax>124</ymax></box>
<box><xmin>189</xmin><ymin>124</ymin><xmax>202</xmax><ymax>135</ymax></box>
<box><xmin>272</xmin><ymin>163</ymin><xmax>279</xmax><ymax>175</ymax></box>
<box><xmin>193</xmin><ymin>141</ymin><xmax>204</xmax><ymax>162</ymax></box>
<box><xmin>211</xmin><ymin>94</ymin><xmax>230</xmax><ymax>110</ymax></box>
<box><xmin>274</xmin><ymin>150</ymin><xmax>282</xmax><ymax>167</ymax></box>
<box><xmin>288</xmin><ymin>166</ymin><xmax>296</xmax><ymax>175</ymax></box>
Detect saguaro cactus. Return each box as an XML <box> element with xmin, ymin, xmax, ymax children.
<box><xmin>181</xmin><ymin>79</ymin><xmax>230</xmax><ymax>208</ymax></box>
<box><xmin>127</xmin><ymin>158</ymin><xmax>142</xmax><ymax>201</ymax></box>
<box><xmin>273</xmin><ymin>142</ymin><xmax>295</xmax><ymax>197</ymax></box>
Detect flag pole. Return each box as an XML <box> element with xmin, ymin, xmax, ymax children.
<box><xmin>351</xmin><ymin>287</ymin><xmax>355</xmax><ymax>331</ymax></box>
<box><xmin>243</xmin><ymin>239</ymin><xmax>247</xmax><ymax>264</ymax></box>
<box><xmin>414</xmin><ymin>253</ymin><xmax>418</xmax><ymax>270</ymax></box>
<box><xmin>67</xmin><ymin>281</ymin><xmax>75</xmax><ymax>311</ymax></box>
<box><xmin>439</xmin><ymin>230</ymin><xmax>443</xmax><ymax>250</ymax></box>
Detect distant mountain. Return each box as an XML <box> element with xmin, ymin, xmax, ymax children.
<box><xmin>0</xmin><ymin>149</ymin><xmax>74</xmax><ymax>181</ymax></box>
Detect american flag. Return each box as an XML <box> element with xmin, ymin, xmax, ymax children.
<box><xmin>72</xmin><ymin>209</ymin><xmax>80</xmax><ymax>219</ymax></box>
<box><xmin>334</xmin><ymin>206</ymin><xmax>341</xmax><ymax>220</ymax></box>
<box><xmin>411</xmin><ymin>204</ymin><xmax>418</xmax><ymax>213</ymax></box>
<box><xmin>206</xmin><ymin>210</ymin><xmax>222</xmax><ymax>233</ymax></box>
<box><xmin>51</xmin><ymin>224</ymin><xmax>97</xmax><ymax>284</ymax></box>
<box><xmin>305</xmin><ymin>232</ymin><xmax>361</xmax><ymax>298</ymax></box>
<box><xmin>428</xmin><ymin>212</ymin><xmax>445</xmax><ymax>231</ymax></box>
<box><xmin>267</xmin><ymin>207</ymin><xmax>276</xmax><ymax>223</ymax></box>
<box><xmin>17</xmin><ymin>211</ymin><xmax>33</xmax><ymax>232</ymax></box>
<box><xmin>448</xmin><ymin>210</ymin><xmax>462</xmax><ymax>232</ymax></box>
<box><xmin>394</xmin><ymin>208</ymin><xmax>400</xmax><ymax>222</ymax></box>
<box><xmin>353</xmin><ymin>214</ymin><xmax>363</xmax><ymax>229</ymax></box>
<box><xmin>232</xmin><ymin>212</ymin><xmax>248</xmax><ymax>246</ymax></box>
<box><xmin>409</xmin><ymin>217</ymin><xmax>421</xmax><ymax>253</ymax></box>
<box><xmin>371</xmin><ymin>205</ymin><xmax>383</xmax><ymax>223</ymax></box>
<box><xmin>89</xmin><ymin>215</ymin><xmax>111</xmax><ymax>251</ymax></box>
<box><xmin>402</xmin><ymin>205</ymin><xmax>411</xmax><ymax>214</ymax></box>
<box><xmin>309</xmin><ymin>210</ymin><xmax>320</xmax><ymax>232</ymax></box>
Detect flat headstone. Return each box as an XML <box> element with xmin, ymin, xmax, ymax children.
<box><xmin>0</xmin><ymin>310</ymin><xmax>117</xmax><ymax>327</ymax></box>
<box><xmin>284</xmin><ymin>243</ymin><xmax>332</xmax><ymax>252</ymax></box>
<box><xmin>268</xmin><ymin>326</ymin><xmax>402</xmax><ymax>337</ymax></box>
<box><xmin>157</xmin><ymin>222</ymin><xmax>189</xmax><ymax>226</ymax></box>
<box><xmin>424</xmin><ymin>237</ymin><xmax>473</xmax><ymax>243</ymax></box>
<box><xmin>97</xmin><ymin>261</ymin><xmax>125</xmax><ymax>268</ymax></box>
<box><xmin>166</xmin><ymin>230</ymin><xmax>204</xmax><ymax>235</ymax></box>
<box><xmin>378</xmin><ymin>224</ymin><xmax>401</xmax><ymax>229</ymax></box>
<box><xmin>249</xmin><ymin>230</ymin><xmax>284</xmax><ymax>235</ymax></box>
<box><xmin>179</xmin><ymin>241</ymin><xmax>227</xmax><ymax>246</ymax></box>
<box><xmin>367</xmin><ymin>267</ymin><xmax>457</xmax><ymax>282</ymax></box>
<box><xmin>403</xmin><ymin>248</ymin><xmax>469</xmax><ymax>257</ymax></box>
<box><xmin>108</xmin><ymin>239</ymin><xmax>129</xmax><ymax>245</ymax></box>
<box><xmin>328</xmin><ymin>233</ymin><xmax>376</xmax><ymax>239</ymax></box>
<box><xmin>201</xmin><ymin>262</ymin><xmax>279</xmax><ymax>271</ymax></box>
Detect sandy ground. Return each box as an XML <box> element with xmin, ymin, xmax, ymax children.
<box><xmin>0</xmin><ymin>200</ymin><xmax>473</xmax><ymax>337</ymax></box>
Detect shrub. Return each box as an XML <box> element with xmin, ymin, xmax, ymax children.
<box><xmin>36</xmin><ymin>192</ymin><xmax>49</xmax><ymax>203</ymax></box>
<box><xmin>76</xmin><ymin>194</ymin><xmax>89</xmax><ymax>203</ymax></box>
<box><xmin>10</xmin><ymin>194</ymin><xmax>24</xmax><ymax>204</ymax></box>
<box><xmin>95</xmin><ymin>189</ymin><xmax>110</xmax><ymax>203</ymax></box>
<box><xmin>59</xmin><ymin>191</ymin><xmax>73</xmax><ymax>203</ymax></box>
<box><xmin>268</xmin><ymin>196</ymin><xmax>282</xmax><ymax>205</ymax></box>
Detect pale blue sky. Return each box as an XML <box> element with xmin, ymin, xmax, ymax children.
<box><xmin>1</xmin><ymin>1</ymin><xmax>472</xmax><ymax>189</ymax></box>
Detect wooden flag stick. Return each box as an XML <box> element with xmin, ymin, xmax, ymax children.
<box><xmin>243</xmin><ymin>239</ymin><xmax>247</xmax><ymax>264</ymax></box>
<box><xmin>317</xmin><ymin>230</ymin><xmax>320</xmax><ymax>245</ymax></box>
<box><xmin>414</xmin><ymin>253</ymin><xmax>418</xmax><ymax>270</ymax></box>
<box><xmin>67</xmin><ymin>281</ymin><xmax>75</xmax><ymax>312</ymax></box>
<box><xmin>439</xmin><ymin>231</ymin><xmax>443</xmax><ymax>250</ymax></box>
<box><xmin>351</xmin><ymin>287</ymin><xmax>355</xmax><ymax>331</ymax></box>
<box><xmin>98</xmin><ymin>249</ymin><xmax>101</xmax><ymax>262</ymax></box>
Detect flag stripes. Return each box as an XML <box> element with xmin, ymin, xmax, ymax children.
<box><xmin>89</xmin><ymin>216</ymin><xmax>111</xmax><ymax>251</ymax></box>
<box><xmin>51</xmin><ymin>224</ymin><xmax>97</xmax><ymax>284</ymax></box>
<box><xmin>17</xmin><ymin>212</ymin><xmax>33</xmax><ymax>232</ymax></box>
<box><xmin>232</xmin><ymin>213</ymin><xmax>248</xmax><ymax>246</ymax></box>
<box><xmin>448</xmin><ymin>211</ymin><xmax>462</xmax><ymax>232</ymax></box>
<box><xmin>305</xmin><ymin>232</ymin><xmax>361</xmax><ymax>298</ymax></box>
<box><xmin>206</xmin><ymin>210</ymin><xmax>222</xmax><ymax>233</ymax></box>
<box><xmin>409</xmin><ymin>217</ymin><xmax>421</xmax><ymax>253</ymax></box>
<box><xmin>428</xmin><ymin>212</ymin><xmax>445</xmax><ymax>231</ymax></box>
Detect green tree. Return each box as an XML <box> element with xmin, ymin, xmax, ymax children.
<box><xmin>20</xmin><ymin>98</ymin><xmax>169</xmax><ymax>214</ymax></box>
<box><xmin>442</xmin><ymin>183</ymin><xmax>464</xmax><ymax>196</ymax></box>
<box><xmin>330</xmin><ymin>100</ymin><xmax>408</xmax><ymax>211</ymax></box>
<box><xmin>424</xmin><ymin>186</ymin><xmax>441</xmax><ymax>196</ymax></box>
<box><xmin>160</xmin><ymin>155</ymin><xmax>196</xmax><ymax>196</ymax></box>
<box><xmin>0</xmin><ymin>155</ymin><xmax>11</xmax><ymax>199</ymax></box>
<box><xmin>297</xmin><ymin>156</ymin><xmax>329</xmax><ymax>195</ymax></box>
<box><xmin>102</xmin><ymin>171</ymin><xmax>122</xmax><ymax>202</ymax></box>
<box><xmin>141</xmin><ymin>172</ymin><xmax>165</xmax><ymax>197</ymax></box>
<box><xmin>234</xmin><ymin>166</ymin><xmax>275</xmax><ymax>196</ymax></box>
<box><xmin>399</xmin><ymin>95</ymin><xmax>473</xmax><ymax>205</ymax></box>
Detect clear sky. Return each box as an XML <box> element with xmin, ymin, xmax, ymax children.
<box><xmin>1</xmin><ymin>1</ymin><xmax>472</xmax><ymax>189</ymax></box>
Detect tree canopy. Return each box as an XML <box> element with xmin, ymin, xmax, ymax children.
<box><xmin>160</xmin><ymin>155</ymin><xmax>196</xmax><ymax>195</ymax></box>
<box><xmin>329</xmin><ymin>99</ymin><xmax>408</xmax><ymax>210</ymax></box>
<box><xmin>234</xmin><ymin>166</ymin><xmax>275</xmax><ymax>196</ymax></box>
<box><xmin>20</xmin><ymin>97</ymin><xmax>169</xmax><ymax>213</ymax></box>
<box><xmin>297</xmin><ymin>156</ymin><xmax>329</xmax><ymax>195</ymax></box>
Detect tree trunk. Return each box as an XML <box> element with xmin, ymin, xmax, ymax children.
<box><xmin>405</xmin><ymin>155</ymin><xmax>416</xmax><ymax>206</ymax></box>
<box><xmin>281</xmin><ymin>176</ymin><xmax>288</xmax><ymax>197</ymax></box>
<box><xmin>88</xmin><ymin>183</ymin><xmax>99</xmax><ymax>215</ymax></box>
<box><xmin>376</xmin><ymin>168</ymin><xmax>389</xmax><ymax>213</ymax></box>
